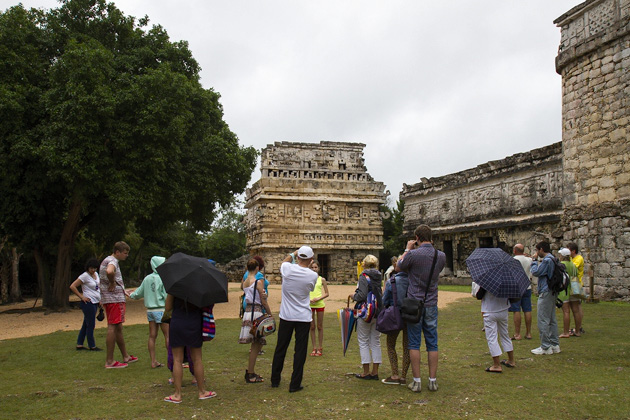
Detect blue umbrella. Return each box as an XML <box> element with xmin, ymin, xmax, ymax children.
<box><xmin>465</xmin><ymin>248</ymin><xmax>530</xmax><ymax>299</ymax></box>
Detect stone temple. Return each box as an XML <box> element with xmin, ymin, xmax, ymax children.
<box><xmin>244</xmin><ymin>141</ymin><xmax>387</xmax><ymax>284</ymax></box>
<box><xmin>401</xmin><ymin>0</ymin><xmax>630</xmax><ymax>299</ymax></box>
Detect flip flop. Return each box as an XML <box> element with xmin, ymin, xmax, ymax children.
<box><xmin>199</xmin><ymin>391</ymin><xmax>217</xmax><ymax>400</ymax></box>
<box><xmin>152</xmin><ymin>362</ymin><xmax>164</xmax><ymax>368</ymax></box>
<box><xmin>125</xmin><ymin>355</ymin><xmax>138</xmax><ymax>363</ymax></box>
<box><xmin>559</xmin><ymin>333</ymin><xmax>571</xmax><ymax>338</ymax></box>
<box><xmin>500</xmin><ymin>360</ymin><xmax>515</xmax><ymax>368</ymax></box>
<box><xmin>511</xmin><ymin>335</ymin><xmax>522</xmax><ymax>341</ymax></box>
<box><xmin>164</xmin><ymin>396</ymin><xmax>181</xmax><ymax>404</ymax></box>
<box><xmin>485</xmin><ymin>367</ymin><xmax>502</xmax><ymax>373</ymax></box>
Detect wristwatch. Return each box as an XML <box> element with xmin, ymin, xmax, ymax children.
<box><xmin>404</xmin><ymin>249</ymin><xmax>410</xmax><ymax>253</ymax></box>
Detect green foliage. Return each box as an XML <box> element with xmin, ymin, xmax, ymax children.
<box><xmin>201</xmin><ymin>206</ymin><xmax>247</xmax><ymax>264</ymax></box>
<box><xmin>0</xmin><ymin>0</ymin><xmax>258</xmax><ymax>306</ymax></box>
<box><xmin>380</xmin><ymin>200</ymin><xmax>405</xmax><ymax>270</ymax></box>
<box><xmin>1</xmin><ymin>298</ymin><xmax>629</xmax><ymax>418</ymax></box>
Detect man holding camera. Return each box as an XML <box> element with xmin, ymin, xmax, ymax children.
<box><xmin>396</xmin><ymin>225</ymin><xmax>445</xmax><ymax>392</ymax></box>
<box><xmin>271</xmin><ymin>246</ymin><xmax>318</xmax><ymax>393</ymax></box>
<box><xmin>530</xmin><ymin>241</ymin><xmax>561</xmax><ymax>355</ymax></box>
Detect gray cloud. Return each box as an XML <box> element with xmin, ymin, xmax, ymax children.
<box><xmin>2</xmin><ymin>0</ymin><xmax>579</xmax><ymax>200</ymax></box>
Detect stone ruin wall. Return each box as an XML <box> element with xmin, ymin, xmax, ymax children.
<box><xmin>555</xmin><ymin>0</ymin><xmax>630</xmax><ymax>299</ymax></box>
<box><xmin>401</xmin><ymin>143</ymin><xmax>564</xmax><ymax>280</ymax></box>
<box><xmin>244</xmin><ymin>141</ymin><xmax>387</xmax><ymax>284</ymax></box>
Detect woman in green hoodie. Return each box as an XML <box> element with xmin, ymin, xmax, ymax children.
<box><xmin>130</xmin><ymin>256</ymin><xmax>169</xmax><ymax>368</ymax></box>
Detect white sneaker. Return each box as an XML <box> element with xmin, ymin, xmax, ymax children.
<box><xmin>551</xmin><ymin>345</ymin><xmax>561</xmax><ymax>354</ymax></box>
<box><xmin>428</xmin><ymin>379</ymin><xmax>438</xmax><ymax>392</ymax></box>
<box><xmin>407</xmin><ymin>380</ymin><xmax>421</xmax><ymax>392</ymax></box>
<box><xmin>531</xmin><ymin>346</ymin><xmax>553</xmax><ymax>355</ymax></box>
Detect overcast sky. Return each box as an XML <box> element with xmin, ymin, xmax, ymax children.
<box><xmin>3</xmin><ymin>0</ymin><xmax>580</xmax><ymax>201</ymax></box>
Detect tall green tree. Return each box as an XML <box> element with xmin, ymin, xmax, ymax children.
<box><xmin>380</xmin><ymin>200</ymin><xmax>405</xmax><ymax>271</ymax></box>
<box><xmin>0</xmin><ymin>0</ymin><xmax>257</xmax><ymax>308</ymax></box>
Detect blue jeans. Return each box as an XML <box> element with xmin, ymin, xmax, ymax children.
<box><xmin>406</xmin><ymin>306</ymin><xmax>438</xmax><ymax>351</ymax></box>
<box><xmin>77</xmin><ymin>301</ymin><xmax>98</xmax><ymax>348</ymax></box>
<box><xmin>537</xmin><ymin>292</ymin><xmax>559</xmax><ymax>349</ymax></box>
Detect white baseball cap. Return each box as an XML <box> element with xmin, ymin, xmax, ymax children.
<box><xmin>558</xmin><ymin>248</ymin><xmax>571</xmax><ymax>256</ymax></box>
<box><xmin>297</xmin><ymin>246</ymin><xmax>314</xmax><ymax>259</ymax></box>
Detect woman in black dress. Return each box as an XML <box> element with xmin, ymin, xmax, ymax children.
<box><xmin>163</xmin><ymin>294</ymin><xmax>215</xmax><ymax>403</ymax></box>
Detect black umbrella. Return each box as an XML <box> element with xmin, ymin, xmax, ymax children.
<box><xmin>465</xmin><ymin>248</ymin><xmax>530</xmax><ymax>299</ymax></box>
<box><xmin>157</xmin><ymin>252</ymin><xmax>228</xmax><ymax>307</ymax></box>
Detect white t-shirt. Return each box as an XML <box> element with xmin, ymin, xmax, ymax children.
<box><xmin>481</xmin><ymin>291</ymin><xmax>510</xmax><ymax>313</ymax></box>
<box><xmin>79</xmin><ymin>271</ymin><xmax>101</xmax><ymax>304</ymax></box>
<box><xmin>514</xmin><ymin>255</ymin><xmax>533</xmax><ymax>290</ymax></box>
<box><xmin>279</xmin><ymin>262</ymin><xmax>317</xmax><ymax>322</ymax></box>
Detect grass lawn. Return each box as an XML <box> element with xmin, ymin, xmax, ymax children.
<box><xmin>1</xmin><ymin>292</ymin><xmax>629</xmax><ymax>419</ymax></box>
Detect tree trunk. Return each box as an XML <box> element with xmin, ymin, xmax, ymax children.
<box><xmin>0</xmin><ymin>258</ymin><xmax>8</xmax><ymax>304</ymax></box>
<box><xmin>0</xmin><ymin>236</ymin><xmax>8</xmax><ymax>303</ymax></box>
<box><xmin>33</xmin><ymin>247</ymin><xmax>52</xmax><ymax>307</ymax></box>
<box><xmin>10</xmin><ymin>247</ymin><xmax>23</xmax><ymax>302</ymax></box>
<box><xmin>51</xmin><ymin>198</ymin><xmax>83</xmax><ymax>309</ymax></box>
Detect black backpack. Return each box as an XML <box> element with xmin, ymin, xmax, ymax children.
<box><xmin>548</xmin><ymin>256</ymin><xmax>570</xmax><ymax>295</ymax></box>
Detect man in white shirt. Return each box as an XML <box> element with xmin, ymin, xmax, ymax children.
<box><xmin>271</xmin><ymin>246</ymin><xmax>318</xmax><ymax>392</ymax></box>
<box><xmin>509</xmin><ymin>244</ymin><xmax>533</xmax><ymax>340</ymax></box>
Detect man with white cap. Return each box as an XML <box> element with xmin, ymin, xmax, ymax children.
<box><xmin>271</xmin><ymin>246</ymin><xmax>318</xmax><ymax>392</ymax></box>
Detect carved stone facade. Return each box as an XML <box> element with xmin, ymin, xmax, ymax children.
<box><xmin>244</xmin><ymin>141</ymin><xmax>387</xmax><ymax>284</ymax></box>
<box><xmin>401</xmin><ymin>143</ymin><xmax>564</xmax><ymax>278</ymax></box>
<box><xmin>400</xmin><ymin>0</ymin><xmax>630</xmax><ymax>298</ymax></box>
<box><xmin>555</xmin><ymin>0</ymin><xmax>630</xmax><ymax>299</ymax></box>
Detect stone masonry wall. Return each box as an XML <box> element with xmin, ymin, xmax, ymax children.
<box><xmin>555</xmin><ymin>0</ymin><xmax>630</xmax><ymax>299</ymax></box>
<box><xmin>401</xmin><ymin>143</ymin><xmax>564</xmax><ymax>277</ymax></box>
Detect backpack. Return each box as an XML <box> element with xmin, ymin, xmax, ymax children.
<box><xmin>548</xmin><ymin>257</ymin><xmax>570</xmax><ymax>295</ymax></box>
<box><xmin>356</xmin><ymin>274</ymin><xmax>382</xmax><ymax>322</ymax></box>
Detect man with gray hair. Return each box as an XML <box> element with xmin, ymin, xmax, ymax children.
<box><xmin>271</xmin><ymin>246</ymin><xmax>318</xmax><ymax>392</ymax></box>
<box><xmin>509</xmin><ymin>244</ymin><xmax>533</xmax><ymax>340</ymax></box>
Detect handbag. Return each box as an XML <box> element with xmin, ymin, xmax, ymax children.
<box><xmin>96</xmin><ymin>306</ymin><xmax>105</xmax><ymax>322</ymax></box>
<box><xmin>400</xmin><ymin>248</ymin><xmax>438</xmax><ymax>324</ymax></box>
<box><xmin>202</xmin><ymin>305</ymin><xmax>215</xmax><ymax>342</ymax></box>
<box><xmin>376</xmin><ymin>277</ymin><xmax>403</xmax><ymax>333</ymax></box>
<box><xmin>570</xmin><ymin>279</ymin><xmax>586</xmax><ymax>299</ymax></box>
<box><xmin>248</xmin><ymin>280</ymin><xmax>276</xmax><ymax>338</ymax></box>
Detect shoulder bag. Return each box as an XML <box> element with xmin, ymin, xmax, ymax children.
<box><xmin>376</xmin><ymin>277</ymin><xmax>403</xmax><ymax>333</ymax></box>
<box><xmin>249</xmin><ymin>279</ymin><xmax>276</xmax><ymax>338</ymax></box>
<box><xmin>400</xmin><ymin>248</ymin><xmax>438</xmax><ymax>324</ymax></box>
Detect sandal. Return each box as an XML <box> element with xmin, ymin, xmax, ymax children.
<box><xmin>315</xmin><ymin>348</ymin><xmax>322</xmax><ymax>357</ymax></box>
<box><xmin>310</xmin><ymin>349</ymin><xmax>318</xmax><ymax>357</ymax></box>
<box><xmin>199</xmin><ymin>391</ymin><xmax>216</xmax><ymax>400</ymax></box>
<box><xmin>559</xmin><ymin>333</ymin><xmax>571</xmax><ymax>338</ymax></box>
<box><xmin>500</xmin><ymin>360</ymin><xmax>515</xmax><ymax>368</ymax></box>
<box><xmin>245</xmin><ymin>371</ymin><xmax>264</xmax><ymax>383</ymax></box>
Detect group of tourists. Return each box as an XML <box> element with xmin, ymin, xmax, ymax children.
<box><xmin>69</xmin><ymin>226</ymin><xmax>587</xmax><ymax>403</ymax></box>
<box><xmin>475</xmin><ymin>240</ymin><xmax>587</xmax><ymax>374</ymax></box>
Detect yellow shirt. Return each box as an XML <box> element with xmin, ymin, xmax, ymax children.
<box><xmin>310</xmin><ymin>276</ymin><xmax>325</xmax><ymax>308</ymax></box>
<box><xmin>572</xmin><ymin>254</ymin><xmax>584</xmax><ymax>285</ymax></box>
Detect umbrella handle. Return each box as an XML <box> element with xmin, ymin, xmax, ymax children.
<box><xmin>347</xmin><ymin>296</ymin><xmax>352</xmax><ymax>308</ymax></box>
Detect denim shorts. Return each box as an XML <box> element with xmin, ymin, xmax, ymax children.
<box><xmin>407</xmin><ymin>306</ymin><xmax>438</xmax><ymax>351</ymax></box>
<box><xmin>508</xmin><ymin>289</ymin><xmax>532</xmax><ymax>312</ymax></box>
<box><xmin>147</xmin><ymin>310</ymin><xmax>164</xmax><ymax>323</ymax></box>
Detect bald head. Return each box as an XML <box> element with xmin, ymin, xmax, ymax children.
<box><xmin>513</xmin><ymin>244</ymin><xmax>525</xmax><ymax>255</ymax></box>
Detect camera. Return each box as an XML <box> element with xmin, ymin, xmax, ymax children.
<box><xmin>555</xmin><ymin>298</ymin><xmax>563</xmax><ymax>309</ymax></box>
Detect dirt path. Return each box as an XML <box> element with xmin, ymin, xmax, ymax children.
<box><xmin>0</xmin><ymin>283</ymin><xmax>468</xmax><ymax>341</ymax></box>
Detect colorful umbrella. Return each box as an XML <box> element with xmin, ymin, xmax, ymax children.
<box><xmin>337</xmin><ymin>297</ymin><xmax>356</xmax><ymax>356</ymax></box>
<box><xmin>465</xmin><ymin>248</ymin><xmax>531</xmax><ymax>299</ymax></box>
